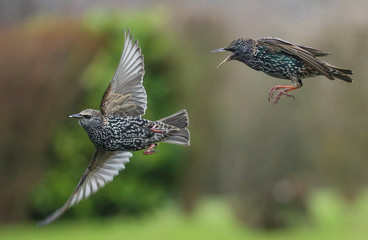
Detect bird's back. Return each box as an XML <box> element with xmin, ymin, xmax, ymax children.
<box><xmin>250</xmin><ymin>44</ymin><xmax>320</xmax><ymax>80</ymax></box>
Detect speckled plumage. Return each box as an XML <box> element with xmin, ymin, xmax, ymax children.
<box><xmin>244</xmin><ymin>42</ymin><xmax>320</xmax><ymax>79</ymax></box>
<box><xmin>81</xmin><ymin>113</ymin><xmax>180</xmax><ymax>152</ymax></box>
<box><xmin>213</xmin><ymin>37</ymin><xmax>353</xmax><ymax>105</ymax></box>
<box><xmin>38</xmin><ymin>30</ymin><xmax>190</xmax><ymax>226</ymax></box>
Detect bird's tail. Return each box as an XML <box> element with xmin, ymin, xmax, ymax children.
<box><xmin>158</xmin><ymin>109</ymin><xmax>190</xmax><ymax>146</ymax></box>
<box><xmin>326</xmin><ymin>64</ymin><xmax>353</xmax><ymax>83</ymax></box>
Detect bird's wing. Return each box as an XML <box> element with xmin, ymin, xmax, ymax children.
<box><xmin>38</xmin><ymin>150</ymin><xmax>133</xmax><ymax>226</ymax></box>
<box><xmin>295</xmin><ymin>45</ymin><xmax>330</xmax><ymax>57</ymax></box>
<box><xmin>259</xmin><ymin>37</ymin><xmax>333</xmax><ymax>79</ymax></box>
<box><xmin>101</xmin><ymin>30</ymin><xmax>146</xmax><ymax>117</ymax></box>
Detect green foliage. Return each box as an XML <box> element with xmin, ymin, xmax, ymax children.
<box><xmin>31</xmin><ymin>9</ymin><xmax>194</xmax><ymax>220</ymax></box>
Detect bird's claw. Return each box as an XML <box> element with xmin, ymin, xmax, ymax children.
<box><xmin>268</xmin><ymin>85</ymin><xmax>296</xmax><ymax>105</ymax></box>
<box><xmin>272</xmin><ymin>90</ymin><xmax>295</xmax><ymax>106</ymax></box>
<box><xmin>143</xmin><ymin>143</ymin><xmax>159</xmax><ymax>155</ymax></box>
<box><xmin>268</xmin><ymin>86</ymin><xmax>279</xmax><ymax>101</ymax></box>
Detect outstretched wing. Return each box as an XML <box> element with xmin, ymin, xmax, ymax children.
<box><xmin>101</xmin><ymin>30</ymin><xmax>146</xmax><ymax>117</ymax></box>
<box><xmin>259</xmin><ymin>37</ymin><xmax>333</xmax><ymax>79</ymax></box>
<box><xmin>38</xmin><ymin>151</ymin><xmax>133</xmax><ymax>226</ymax></box>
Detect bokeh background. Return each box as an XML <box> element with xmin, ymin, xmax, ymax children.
<box><xmin>1</xmin><ymin>0</ymin><xmax>368</xmax><ymax>239</ymax></box>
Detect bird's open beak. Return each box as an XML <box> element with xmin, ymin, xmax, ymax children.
<box><xmin>69</xmin><ymin>113</ymin><xmax>83</xmax><ymax>119</ymax></box>
<box><xmin>211</xmin><ymin>48</ymin><xmax>232</xmax><ymax>68</ymax></box>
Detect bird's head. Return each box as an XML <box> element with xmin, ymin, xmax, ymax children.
<box><xmin>212</xmin><ymin>38</ymin><xmax>253</xmax><ymax>68</ymax></box>
<box><xmin>69</xmin><ymin>109</ymin><xmax>103</xmax><ymax>128</ymax></box>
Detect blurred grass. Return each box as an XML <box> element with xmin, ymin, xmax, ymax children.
<box><xmin>2</xmin><ymin>190</ymin><xmax>368</xmax><ymax>240</ymax></box>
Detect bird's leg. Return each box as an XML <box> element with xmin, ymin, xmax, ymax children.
<box><xmin>143</xmin><ymin>143</ymin><xmax>159</xmax><ymax>155</ymax></box>
<box><xmin>150</xmin><ymin>124</ymin><xmax>167</xmax><ymax>133</ymax></box>
<box><xmin>269</xmin><ymin>79</ymin><xmax>303</xmax><ymax>105</ymax></box>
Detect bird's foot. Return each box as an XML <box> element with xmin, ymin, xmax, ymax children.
<box><xmin>150</xmin><ymin>124</ymin><xmax>166</xmax><ymax>133</ymax></box>
<box><xmin>268</xmin><ymin>85</ymin><xmax>282</xmax><ymax>101</ymax></box>
<box><xmin>143</xmin><ymin>143</ymin><xmax>159</xmax><ymax>155</ymax></box>
<box><xmin>268</xmin><ymin>85</ymin><xmax>297</xmax><ymax>105</ymax></box>
<box><xmin>272</xmin><ymin>90</ymin><xmax>295</xmax><ymax>105</ymax></box>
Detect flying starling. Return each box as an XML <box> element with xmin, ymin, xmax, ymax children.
<box><xmin>212</xmin><ymin>37</ymin><xmax>353</xmax><ymax>105</ymax></box>
<box><xmin>38</xmin><ymin>30</ymin><xmax>190</xmax><ymax>226</ymax></box>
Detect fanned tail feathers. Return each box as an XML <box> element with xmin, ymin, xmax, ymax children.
<box><xmin>158</xmin><ymin>109</ymin><xmax>190</xmax><ymax>146</ymax></box>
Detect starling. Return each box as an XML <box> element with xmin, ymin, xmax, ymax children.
<box><xmin>212</xmin><ymin>37</ymin><xmax>353</xmax><ymax>105</ymax></box>
<box><xmin>38</xmin><ymin>30</ymin><xmax>190</xmax><ymax>226</ymax></box>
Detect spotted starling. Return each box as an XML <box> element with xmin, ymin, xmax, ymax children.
<box><xmin>38</xmin><ymin>30</ymin><xmax>190</xmax><ymax>226</ymax></box>
<box><xmin>212</xmin><ymin>37</ymin><xmax>353</xmax><ymax>105</ymax></box>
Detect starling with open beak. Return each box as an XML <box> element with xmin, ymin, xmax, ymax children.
<box><xmin>212</xmin><ymin>37</ymin><xmax>352</xmax><ymax>105</ymax></box>
<box><xmin>38</xmin><ymin>30</ymin><xmax>190</xmax><ymax>226</ymax></box>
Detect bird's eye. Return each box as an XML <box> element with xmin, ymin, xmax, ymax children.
<box><xmin>83</xmin><ymin>115</ymin><xmax>91</xmax><ymax>119</ymax></box>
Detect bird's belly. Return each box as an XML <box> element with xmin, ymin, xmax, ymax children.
<box><xmin>252</xmin><ymin>54</ymin><xmax>319</xmax><ymax>79</ymax></box>
<box><xmin>93</xmin><ymin>128</ymin><xmax>164</xmax><ymax>152</ymax></box>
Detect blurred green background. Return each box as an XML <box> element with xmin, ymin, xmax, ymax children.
<box><xmin>1</xmin><ymin>0</ymin><xmax>368</xmax><ymax>239</ymax></box>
